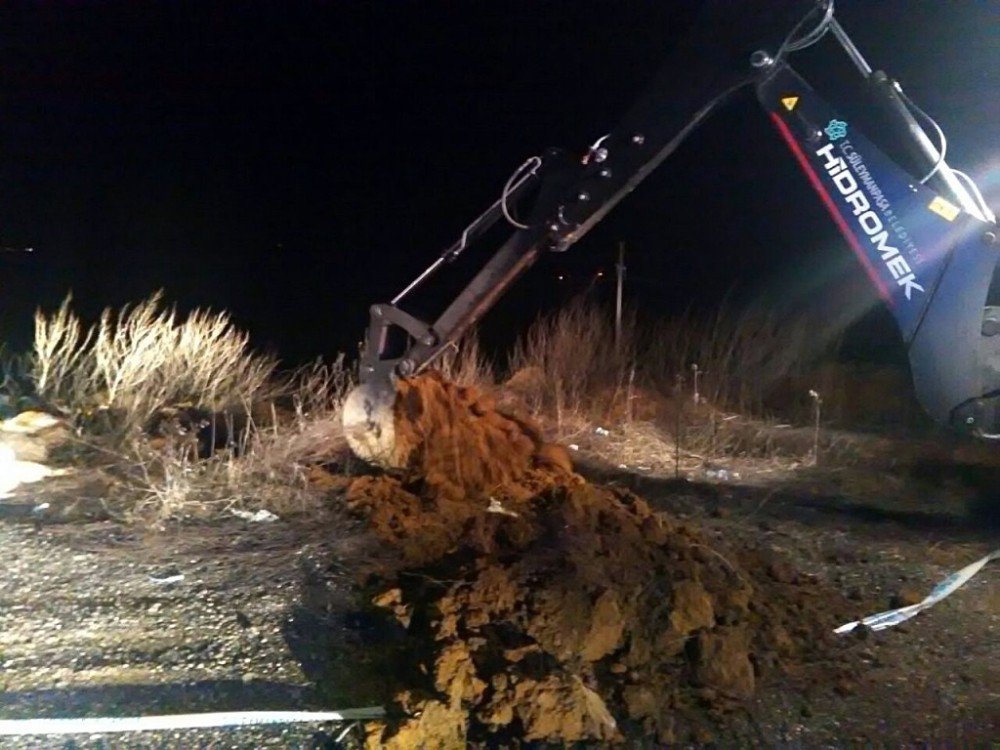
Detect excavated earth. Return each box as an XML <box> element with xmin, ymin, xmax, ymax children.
<box><xmin>1</xmin><ymin>373</ymin><xmax>996</xmax><ymax>748</ymax></box>
<box><xmin>341</xmin><ymin>375</ymin><xmax>870</xmax><ymax>747</ymax></box>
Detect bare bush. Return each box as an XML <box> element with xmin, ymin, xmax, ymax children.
<box><xmin>130</xmin><ymin>430</ymin><xmax>217</xmax><ymax>520</ymax></box>
<box><xmin>243</xmin><ymin>354</ymin><xmax>354</xmax><ymax>473</ymax></box>
<box><xmin>32</xmin><ymin>292</ymin><xmax>279</xmax><ymax>436</ymax></box>
<box><xmin>129</xmin><ymin>355</ymin><xmax>354</xmax><ymax>521</ymax></box>
<box><xmin>508</xmin><ymin>295</ymin><xmax>636</xmax><ymax>421</ymax></box>
<box><xmin>499</xmin><ymin>294</ymin><xmax>825</xmax><ymax>469</ymax></box>
<box><xmin>26</xmin><ymin>291</ymin><xmax>360</xmax><ymax>522</ymax></box>
<box><xmin>32</xmin><ymin>295</ymin><xmax>95</xmax><ymax>408</ymax></box>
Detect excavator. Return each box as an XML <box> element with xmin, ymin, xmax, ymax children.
<box><xmin>342</xmin><ymin>0</ymin><xmax>998</xmax><ymax>466</ymax></box>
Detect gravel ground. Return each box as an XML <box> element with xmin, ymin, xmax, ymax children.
<box><xmin>0</xmin><ymin>515</ymin><xmax>373</xmax><ymax>750</ymax></box>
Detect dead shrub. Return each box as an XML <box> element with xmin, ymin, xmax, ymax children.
<box><xmin>507</xmin><ymin>294</ymin><xmax>636</xmax><ymax>427</ymax></box>
<box><xmin>499</xmin><ymin>294</ymin><xmax>831</xmax><ymax>467</ymax></box>
<box><xmin>126</xmin><ymin>354</ymin><xmax>354</xmax><ymax>521</ymax></box>
<box><xmin>29</xmin><ymin>292</ymin><xmax>355</xmax><ymax>521</ymax></box>
<box><xmin>32</xmin><ymin>291</ymin><xmax>279</xmax><ymax>440</ymax></box>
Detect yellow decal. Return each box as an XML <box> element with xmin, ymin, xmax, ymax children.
<box><xmin>781</xmin><ymin>96</ymin><xmax>799</xmax><ymax>112</ymax></box>
<box><xmin>928</xmin><ymin>196</ymin><xmax>960</xmax><ymax>221</ymax></box>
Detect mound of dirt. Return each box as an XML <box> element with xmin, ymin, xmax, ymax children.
<box><xmin>341</xmin><ymin>374</ymin><xmax>857</xmax><ymax>746</ymax></box>
<box><xmin>390</xmin><ymin>374</ymin><xmax>571</xmax><ymax>504</ymax></box>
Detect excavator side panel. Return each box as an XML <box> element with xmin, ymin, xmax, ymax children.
<box><xmin>757</xmin><ymin>65</ymin><xmax>999</xmax><ymax>431</ymax></box>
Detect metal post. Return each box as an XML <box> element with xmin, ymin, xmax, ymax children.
<box><xmin>614</xmin><ymin>241</ymin><xmax>625</xmax><ymax>351</ymax></box>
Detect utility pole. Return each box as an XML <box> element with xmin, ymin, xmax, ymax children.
<box><xmin>614</xmin><ymin>241</ymin><xmax>625</xmax><ymax>351</ymax></box>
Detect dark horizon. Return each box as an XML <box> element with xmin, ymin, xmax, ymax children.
<box><xmin>0</xmin><ymin>1</ymin><xmax>995</xmax><ymax>367</ymax></box>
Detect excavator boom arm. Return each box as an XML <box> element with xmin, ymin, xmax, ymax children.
<box><xmin>347</xmin><ymin>0</ymin><xmax>998</xmax><ymax>459</ymax></box>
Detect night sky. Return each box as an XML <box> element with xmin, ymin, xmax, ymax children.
<box><xmin>0</xmin><ymin>1</ymin><xmax>996</xmax><ymax>366</ymax></box>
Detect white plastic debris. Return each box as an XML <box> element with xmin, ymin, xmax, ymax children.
<box><xmin>0</xmin><ymin>411</ymin><xmax>61</xmax><ymax>433</ymax></box>
<box><xmin>487</xmin><ymin>497</ymin><xmax>519</xmax><ymax>518</ymax></box>
<box><xmin>0</xmin><ymin>444</ymin><xmax>69</xmax><ymax>497</ymax></box>
<box><xmin>148</xmin><ymin>573</ymin><xmax>185</xmax><ymax>585</ymax></box>
<box><xmin>568</xmin><ymin>444</ymin><xmax>580</xmax><ymax>451</ymax></box>
<box><xmin>835</xmin><ymin>548</ymin><xmax>999</xmax><ymax>634</ymax></box>
<box><xmin>0</xmin><ymin>708</ymin><xmax>387</xmax><ymax>736</ymax></box>
<box><xmin>32</xmin><ymin>502</ymin><xmax>51</xmax><ymax>514</ymax></box>
<box><xmin>231</xmin><ymin>508</ymin><xmax>279</xmax><ymax>523</ymax></box>
<box><xmin>594</xmin><ymin>427</ymin><xmax>610</xmax><ymax>436</ymax></box>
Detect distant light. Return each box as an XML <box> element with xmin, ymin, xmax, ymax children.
<box><xmin>596</xmin><ymin>270</ymin><xmax>604</xmax><ymax>278</ymax></box>
<box><xmin>557</xmin><ymin>274</ymin><xmax>565</xmax><ymax>281</ymax></box>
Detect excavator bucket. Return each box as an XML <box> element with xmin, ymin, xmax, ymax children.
<box><xmin>343</xmin><ymin>378</ymin><xmax>404</xmax><ymax>468</ymax></box>
<box><xmin>759</xmin><ymin>65</ymin><xmax>999</xmax><ymax>436</ymax></box>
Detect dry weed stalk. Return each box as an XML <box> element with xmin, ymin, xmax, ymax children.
<box><xmin>673</xmin><ymin>373</ymin><xmax>683</xmax><ymax>478</ymax></box>
<box><xmin>809</xmin><ymin>388</ymin><xmax>823</xmax><ymax>466</ymax></box>
<box><xmin>32</xmin><ymin>295</ymin><xmax>95</xmax><ymax>405</ymax></box>
<box><xmin>625</xmin><ymin>365</ymin><xmax>636</xmax><ymax>424</ymax></box>
<box><xmin>241</xmin><ymin>355</ymin><xmax>353</xmax><ymax>475</ymax></box>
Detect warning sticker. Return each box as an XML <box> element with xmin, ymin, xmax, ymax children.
<box><xmin>928</xmin><ymin>195</ymin><xmax>960</xmax><ymax>221</ymax></box>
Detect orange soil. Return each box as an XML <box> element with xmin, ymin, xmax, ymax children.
<box><xmin>338</xmin><ymin>373</ymin><xmax>856</xmax><ymax>747</ymax></box>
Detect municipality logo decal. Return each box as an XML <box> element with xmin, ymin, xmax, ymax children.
<box><xmin>824</xmin><ymin>119</ymin><xmax>848</xmax><ymax>141</ymax></box>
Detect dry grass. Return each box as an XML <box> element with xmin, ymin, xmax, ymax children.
<box><xmin>236</xmin><ymin>355</ymin><xmax>354</xmax><ymax>482</ymax></box>
<box><xmin>32</xmin><ymin>292</ymin><xmax>279</xmax><ymax>438</ymax></box>
<box><xmin>18</xmin><ymin>289</ymin><xmax>842</xmax><ymax>520</ymax></box>
<box><xmin>125</xmin><ymin>355</ymin><xmax>354</xmax><ymax>521</ymax></box>
<box><xmin>503</xmin><ymin>295</ymin><xmax>816</xmax><ymax>428</ymax></box>
<box><xmin>508</xmin><ymin>295</ymin><xmax>637</xmax><ymax>423</ymax></box>
<box><xmin>499</xmin><ymin>294</ymin><xmax>830</xmax><ymax>469</ymax></box>
<box><xmin>26</xmin><ymin>292</ymin><xmax>356</xmax><ymax>522</ymax></box>
<box><xmin>431</xmin><ymin>331</ymin><xmax>495</xmax><ymax>389</ymax></box>
<box><xmin>638</xmin><ymin>302</ymin><xmax>814</xmax><ymax>414</ymax></box>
